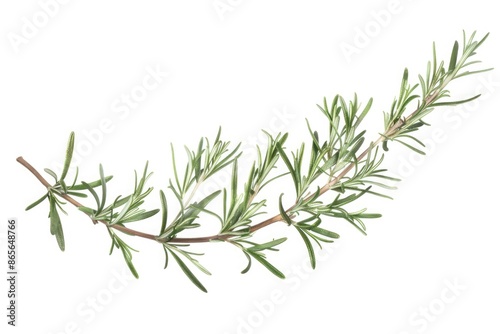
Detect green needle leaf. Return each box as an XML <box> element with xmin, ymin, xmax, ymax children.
<box><xmin>124</xmin><ymin>257</ymin><xmax>139</xmax><ymax>279</ymax></box>
<box><xmin>246</xmin><ymin>251</ymin><xmax>285</xmax><ymax>279</ymax></box>
<box><xmin>81</xmin><ymin>181</ymin><xmax>101</xmax><ymax>211</ymax></box>
<box><xmin>310</xmin><ymin>226</ymin><xmax>340</xmax><ymax>239</ymax></box>
<box><xmin>431</xmin><ymin>94</ymin><xmax>481</xmax><ymax>107</ymax></box>
<box><xmin>448</xmin><ymin>41</ymin><xmax>459</xmax><ymax>73</ymax></box>
<box><xmin>278</xmin><ymin>193</ymin><xmax>293</xmax><ymax>226</ymax></box>
<box><xmin>159</xmin><ymin>190</ymin><xmax>168</xmax><ymax>235</ymax></box>
<box><xmin>112</xmin><ymin>196</ymin><xmax>133</xmax><ymax>225</ymax></box>
<box><xmin>49</xmin><ymin>196</ymin><xmax>65</xmax><ymax>251</ymax></box>
<box><xmin>78</xmin><ymin>206</ymin><xmax>95</xmax><ymax>215</ymax></box>
<box><xmin>354</xmin><ymin>97</ymin><xmax>373</xmax><ymax>128</ymax></box>
<box><xmin>119</xmin><ymin>209</ymin><xmax>160</xmax><ymax>224</ymax></box>
<box><xmin>295</xmin><ymin>226</ymin><xmax>316</xmax><ymax>269</ymax></box>
<box><xmin>70</xmin><ymin>176</ymin><xmax>113</xmax><ymax>190</ymax></box>
<box><xmin>26</xmin><ymin>193</ymin><xmax>48</xmax><ymax>211</ymax></box>
<box><xmin>241</xmin><ymin>252</ymin><xmax>252</xmax><ymax>274</ymax></box>
<box><xmin>66</xmin><ymin>191</ymin><xmax>88</xmax><ymax>198</ymax></box>
<box><xmin>276</xmin><ymin>144</ymin><xmax>299</xmax><ymax>195</ymax></box>
<box><xmin>98</xmin><ymin>164</ymin><xmax>107</xmax><ymax>213</ymax></box>
<box><xmin>168</xmin><ymin>249</ymin><xmax>208</xmax><ymax>293</ymax></box>
<box><xmin>60</xmin><ymin>131</ymin><xmax>75</xmax><ymax>181</ymax></box>
<box><xmin>44</xmin><ymin>168</ymin><xmax>58</xmax><ymax>182</ymax></box>
<box><xmin>163</xmin><ymin>246</ymin><xmax>170</xmax><ymax>269</ymax></box>
<box><xmin>394</xmin><ymin>139</ymin><xmax>426</xmax><ymax>155</ymax></box>
<box><xmin>247</xmin><ymin>237</ymin><xmax>287</xmax><ymax>252</ymax></box>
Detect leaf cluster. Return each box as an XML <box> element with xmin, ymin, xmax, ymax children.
<box><xmin>382</xmin><ymin>31</ymin><xmax>491</xmax><ymax>154</ymax></box>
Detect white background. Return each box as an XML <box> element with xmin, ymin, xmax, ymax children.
<box><xmin>1</xmin><ymin>1</ymin><xmax>499</xmax><ymax>333</ymax></box>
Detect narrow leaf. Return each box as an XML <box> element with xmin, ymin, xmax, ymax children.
<box><xmin>278</xmin><ymin>194</ymin><xmax>293</xmax><ymax>226</ymax></box>
<box><xmin>448</xmin><ymin>40</ymin><xmax>459</xmax><ymax>73</ymax></box>
<box><xmin>431</xmin><ymin>94</ymin><xmax>481</xmax><ymax>107</ymax></box>
<box><xmin>349</xmin><ymin>137</ymin><xmax>365</xmax><ymax>158</ymax></box>
<box><xmin>112</xmin><ymin>196</ymin><xmax>133</xmax><ymax>225</ymax></box>
<box><xmin>66</xmin><ymin>191</ymin><xmax>88</xmax><ymax>198</ymax></box>
<box><xmin>81</xmin><ymin>181</ymin><xmax>101</xmax><ymax>210</ymax></box>
<box><xmin>319</xmin><ymin>151</ymin><xmax>339</xmax><ymax>173</ymax></box>
<box><xmin>354</xmin><ymin>97</ymin><xmax>373</xmax><ymax>128</ymax></box>
<box><xmin>26</xmin><ymin>193</ymin><xmax>48</xmax><ymax>211</ymax></box>
<box><xmin>78</xmin><ymin>206</ymin><xmax>95</xmax><ymax>215</ymax></box>
<box><xmin>159</xmin><ymin>190</ymin><xmax>168</xmax><ymax>234</ymax></box>
<box><xmin>394</xmin><ymin>139</ymin><xmax>426</xmax><ymax>155</ymax></box>
<box><xmin>247</xmin><ymin>237</ymin><xmax>287</xmax><ymax>252</ymax></box>
<box><xmin>276</xmin><ymin>144</ymin><xmax>298</xmax><ymax>193</ymax></box>
<box><xmin>163</xmin><ymin>246</ymin><xmax>170</xmax><ymax>269</ymax></box>
<box><xmin>70</xmin><ymin>176</ymin><xmax>113</xmax><ymax>190</ymax></box>
<box><xmin>44</xmin><ymin>168</ymin><xmax>58</xmax><ymax>182</ymax></box>
<box><xmin>184</xmin><ymin>190</ymin><xmax>222</xmax><ymax>222</ymax></box>
<box><xmin>49</xmin><ymin>196</ymin><xmax>65</xmax><ymax>251</ymax></box>
<box><xmin>169</xmin><ymin>249</ymin><xmax>208</xmax><ymax>293</ymax></box>
<box><xmin>98</xmin><ymin>164</ymin><xmax>107</xmax><ymax>213</ymax></box>
<box><xmin>123</xmin><ymin>254</ymin><xmax>139</xmax><ymax>279</ymax></box>
<box><xmin>119</xmin><ymin>209</ymin><xmax>160</xmax><ymax>223</ymax></box>
<box><xmin>310</xmin><ymin>226</ymin><xmax>340</xmax><ymax>239</ymax></box>
<box><xmin>247</xmin><ymin>251</ymin><xmax>285</xmax><ymax>279</ymax></box>
<box><xmin>231</xmin><ymin>159</ymin><xmax>238</xmax><ymax>205</ymax></box>
<box><xmin>241</xmin><ymin>252</ymin><xmax>252</xmax><ymax>274</ymax></box>
<box><xmin>60</xmin><ymin>132</ymin><xmax>75</xmax><ymax>181</ymax></box>
<box><xmin>295</xmin><ymin>226</ymin><xmax>316</xmax><ymax>269</ymax></box>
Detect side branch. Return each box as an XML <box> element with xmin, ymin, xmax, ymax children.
<box><xmin>17</xmin><ymin>156</ymin><xmax>158</xmax><ymax>241</ymax></box>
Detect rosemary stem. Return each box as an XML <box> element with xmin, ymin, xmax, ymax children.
<box><xmin>13</xmin><ymin>116</ymin><xmax>415</xmax><ymax>244</ymax></box>
<box><xmin>12</xmin><ymin>85</ymin><xmax>451</xmax><ymax>244</ymax></box>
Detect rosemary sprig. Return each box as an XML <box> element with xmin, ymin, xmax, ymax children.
<box><xmin>17</xmin><ymin>31</ymin><xmax>491</xmax><ymax>292</ymax></box>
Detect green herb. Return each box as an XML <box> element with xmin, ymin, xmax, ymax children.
<box><xmin>17</xmin><ymin>32</ymin><xmax>491</xmax><ymax>292</ymax></box>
